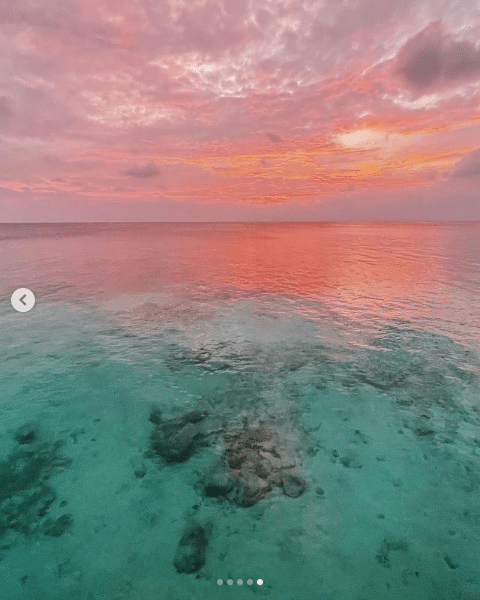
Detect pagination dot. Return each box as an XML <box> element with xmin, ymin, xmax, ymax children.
<box><xmin>218</xmin><ymin>577</ymin><xmax>263</xmax><ymax>586</ymax></box>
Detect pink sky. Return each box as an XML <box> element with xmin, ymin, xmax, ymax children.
<box><xmin>1</xmin><ymin>0</ymin><xmax>480</xmax><ymax>221</ymax></box>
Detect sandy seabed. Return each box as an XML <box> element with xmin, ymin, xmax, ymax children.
<box><xmin>1</xmin><ymin>297</ymin><xmax>479</xmax><ymax>600</ymax></box>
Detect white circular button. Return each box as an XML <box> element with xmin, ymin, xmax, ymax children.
<box><xmin>11</xmin><ymin>288</ymin><xmax>35</xmax><ymax>313</ymax></box>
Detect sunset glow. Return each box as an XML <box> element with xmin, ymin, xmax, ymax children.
<box><xmin>1</xmin><ymin>1</ymin><xmax>480</xmax><ymax>220</ymax></box>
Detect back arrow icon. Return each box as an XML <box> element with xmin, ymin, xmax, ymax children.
<box><xmin>11</xmin><ymin>288</ymin><xmax>35</xmax><ymax>312</ymax></box>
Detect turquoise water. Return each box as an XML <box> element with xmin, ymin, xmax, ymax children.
<box><xmin>1</xmin><ymin>222</ymin><xmax>479</xmax><ymax>600</ymax></box>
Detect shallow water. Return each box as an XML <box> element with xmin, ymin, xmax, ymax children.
<box><xmin>1</xmin><ymin>222</ymin><xmax>479</xmax><ymax>600</ymax></box>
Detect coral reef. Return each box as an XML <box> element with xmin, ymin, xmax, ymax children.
<box><xmin>148</xmin><ymin>408</ymin><xmax>307</xmax><ymax>576</ymax></box>
<box><xmin>0</xmin><ymin>427</ymin><xmax>72</xmax><ymax>540</ymax></box>
<box><xmin>221</xmin><ymin>423</ymin><xmax>306</xmax><ymax>506</ymax></box>
<box><xmin>148</xmin><ymin>408</ymin><xmax>307</xmax><ymax>507</ymax></box>
<box><xmin>149</xmin><ymin>408</ymin><xmax>211</xmax><ymax>462</ymax></box>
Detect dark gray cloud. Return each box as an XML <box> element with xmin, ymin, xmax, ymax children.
<box><xmin>451</xmin><ymin>147</ymin><xmax>480</xmax><ymax>178</ymax></box>
<box><xmin>122</xmin><ymin>161</ymin><xmax>161</xmax><ymax>178</ymax></box>
<box><xmin>443</xmin><ymin>40</ymin><xmax>480</xmax><ymax>79</ymax></box>
<box><xmin>395</xmin><ymin>21</ymin><xmax>480</xmax><ymax>93</ymax></box>
<box><xmin>266</xmin><ymin>132</ymin><xmax>282</xmax><ymax>143</ymax></box>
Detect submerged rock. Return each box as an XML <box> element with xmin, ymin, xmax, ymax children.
<box><xmin>0</xmin><ymin>438</ymin><xmax>71</xmax><ymax>538</ymax></box>
<box><xmin>202</xmin><ymin>422</ymin><xmax>305</xmax><ymax>507</ymax></box>
<box><xmin>134</xmin><ymin>465</ymin><xmax>147</xmax><ymax>479</ymax></box>
<box><xmin>173</xmin><ymin>525</ymin><xmax>208</xmax><ymax>574</ymax></box>
<box><xmin>14</xmin><ymin>423</ymin><xmax>39</xmax><ymax>445</ymax></box>
<box><xmin>150</xmin><ymin>409</ymin><xmax>210</xmax><ymax>462</ymax></box>
<box><xmin>151</xmin><ymin>411</ymin><xmax>308</xmax><ymax>508</ymax></box>
<box><xmin>202</xmin><ymin>464</ymin><xmax>235</xmax><ymax>498</ymax></box>
<box><xmin>414</xmin><ymin>426</ymin><xmax>435</xmax><ymax>437</ymax></box>
<box><xmin>149</xmin><ymin>407</ymin><xmax>163</xmax><ymax>425</ymax></box>
<box><xmin>0</xmin><ymin>484</ymin><xmax>56</xmax><ymax>536</ymax></box>
<box><xmin>43</xmin><ymin>514</ymin><xmax>74</xmax><ymax>537</ymax></box>
<box><xmin>235</xmin><ymin>470</ymin><xmax>272</xmax><ymax>507</ymax></box>
<box><xmin>444</xmin><ymin>554</ymin><xmax>458</xmax><ymax>569</ymax></box>
<box><xmin>181</xmin><ymin>410</ymin><xmax>209</xmax><ymax>425</ymax></box>
<box><xmin>281</xmin><ymin>472</ymin><xmax>306</xmax><ymax>498</ymax></box>
<box><xmin>152</xmin><ymin>423</ymin><xmax>200</xmax><ymax>462</ymax></box>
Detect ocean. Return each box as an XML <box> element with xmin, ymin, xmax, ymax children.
<box><xmin>1</xmin><ymin>222</ymin><xmax>479</xmax><ymax>600</ymax></box>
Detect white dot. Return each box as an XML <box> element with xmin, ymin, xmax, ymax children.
<box><xmin>217</xmin><ymin>579</ymin><xmax>223</xmax><ymax>585</ymax></box>
<box><xmin>237</xmin><ymin>579</ymin><xmax>243</xmax><ymax>585</ymax></box>
<box><xmin>227</xmin><ymin>579</ymin><xmax>233</xmax><ymax>585</ymax></box>
<box><xmin>247</xmin><ymin>579</ymin><xmax>253</xmax><ymax>585</ymax></box>
<box><xmin>257</xmin><ymin>579</ymin><xmax>264</xmax><ymax>586</ymax></box>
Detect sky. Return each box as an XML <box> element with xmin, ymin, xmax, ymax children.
<box><xmin>1</xmin><ymin>0</ymin><xmax>480</xmax><ymax>222</ymax></box>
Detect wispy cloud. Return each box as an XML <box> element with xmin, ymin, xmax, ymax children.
<box><xmin>1</xmin><ymin>0</ymin><xmax>480</xmax><ymax>220</ymax></box>
<box><xmin>122</xmin><ymin>161</ymin><xmax>161</xmax><ymax>178</ymax></box>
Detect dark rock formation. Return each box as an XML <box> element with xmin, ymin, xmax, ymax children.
<box><xmin>182</xmin><ymin>410</ymin><xmax>209</xmax><ymax>424</ymax></box>
<box><xmin>0</xmin><ymin>436</ymin><xmax>72</xmax><ymax>539</ymax></box>
<box><xmin>281</xmin><ymin>473</ymin><xmax>306</xmax><ymax>498</ymax></box>
<box><xmin>203</xmin><ymin>423</ymin><xmax>306</xmax><ymax>507</ymax></box>
<box><xmin>43</xmin><ymin>514</ymin><xmax>74</xmax><ymax>537</ymax></box>
<box><xmin>149</xmin><ymin>410</ymin><xmax>307</xmax><ymax>508</ymax></box>
<box><xmin>202</xmin><ymin>464</ymin><xmax>235</xmax><ymax>498</ymax></box>
<box><xmin>414</xmin><ymin>426</ymin><xmax>435</xmax><ymax>437</ymax></box>
<box><xmin>150</xmin><ymin>409</ymin><xmax>210</xmax><ymax>463</ymax></box>
<box><xmin>173</xmin><ymin>524</ymin><xmax>208</xmax><ymax>574</ymax></box>
<box><xmin>0</xmin><ymin>485</ymin><xmax>56</xmax><ymax>537</ymax></box>
<box><xmin>234</xmin><ymin>468</ymin><xmax>272</xmax><ymax>507</ymax></box>
<box><xmin>134</xmin><ymin>465</ymin><xmax>147</xmax><ymax>479</ymax></box>
<box><xmin>14</xmin><ymin>423</ymin><xmax>38</xmax><ymax>445</ymax></box>
<box><xmin>149</xmin><ymin>407</ymin><xmax>163</xmax><ymax>425</ymax></box>
<box><xmin>444</xmin><ymin>555</ymin><xmax>458</xmax><ymax>569</ymax></box>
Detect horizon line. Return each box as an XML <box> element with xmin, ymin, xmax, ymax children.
<box><xmin>1</xmin><ymin>220</ymin><xmax>480</xmax><ymax>225</ymax></box>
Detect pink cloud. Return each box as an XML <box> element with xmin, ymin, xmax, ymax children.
<box><xmin>451</xmin><ymin>147</ymin><xmax>480</xmax><ymax>178</ymax></box>
<box><xmin>1</xmin><ymin>0</ymin><xmax>480</xmax><ymax>220</ymax></box>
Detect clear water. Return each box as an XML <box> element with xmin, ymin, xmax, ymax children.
<box><xmin>1</xmin><ymin>222</ymin><xmax>479</xmax><ymax>600</ymax></box>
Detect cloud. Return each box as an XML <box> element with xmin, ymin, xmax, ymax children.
<box><xmin>266</xmin><ymin>133</ymin><xmax>282</xmax><ymax>143</ymax></box>
<box><xmin>395</xmin><ymin>21</ymin><xmax>480</xmax><ymax>94</ymax></box>
<box><xmin>2</xmin><ymin>0</ymin><xmax>480</xmax><ymax>221</ymax></box>
<box><xmin>122</xmin><ymin>161</ymin><xmax>161</xmax><ymax>178</ymax></box>
<box><xmin>451</xmin><ymin>147</ymin><xmax>480</xmax><ymax>178</ymax></box>
<box><xmin>0</xmin><ymin>96</ymin><xmax>13</xmax><ymax>121</ymax></box>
